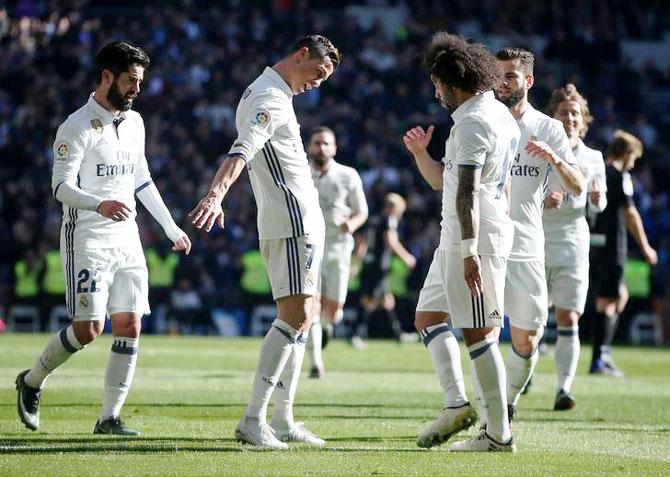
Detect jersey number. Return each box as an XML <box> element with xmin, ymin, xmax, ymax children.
<box><xmin>76</xmin><ymin>269</ymin><xmax>100</xmax><ymax>293</ymax></box>
<box><xmin>496</xmin><ymin>137</ymin><xmax>518</xmax><ymax>199</ymax></box>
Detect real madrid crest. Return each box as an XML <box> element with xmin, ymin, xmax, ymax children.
<box><xmin>91</xmin><ymin>118</ymin><xmax>104</xmax><ymax>134</ymax></box>
<box><xmin>79</xmin><ymin>295</ymin><xmax>90</xmax><ymax>309</ymax></box>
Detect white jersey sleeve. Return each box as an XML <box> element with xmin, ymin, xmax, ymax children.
<box><xmin>133</xmin><ymin>115</ymin><xmax>152</xmax><ymax>190</ymax></box>
<box><xmin>347</xmin><ymin>169</ymin><xmax>368</xmax><ymax>217</ymax></box>
<box><xmin>587</xmin><ymin>148</ymin><xmax>607</xmax><ymax>212</ymax></box>
<box><xmin>52</xmin><ymin>120</ymin><xmax>102</xmax><ymax>211</ymax></box>
<box><xmin>228</xmin><ymin>93</ymin><xmax>289</xmax><ymax>163</ymax></box>
<box><xmin>453</xmin><ymin>119</ymin><xmax>490</xmax><ymax>168</ymax></box>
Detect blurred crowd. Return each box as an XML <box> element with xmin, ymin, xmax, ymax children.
<box><xmin>2</xmin><ymin>0</ymin><xmax>670</xmax><ymax>331</ymax></box>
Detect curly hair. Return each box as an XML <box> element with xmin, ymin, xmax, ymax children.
<box><xmin>424</xmin><ymin>32</ymin><xmax>500</xmax><ymax>94</ymax></box>
<box><xmin>547</xmin><ymin>83</ymin><xmax>594</xmax><ymax>138</ymax></box>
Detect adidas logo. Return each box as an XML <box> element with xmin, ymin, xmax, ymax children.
<box><xmin>488</xmin><ymin>310</ymin><xmax>501</xmax><ymax>320</ymax></box>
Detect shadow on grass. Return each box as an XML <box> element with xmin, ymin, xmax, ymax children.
<box><xmin>0</xmin><ymin>402</ymin><xmax>435</xmax><ymax>410</ymax></box>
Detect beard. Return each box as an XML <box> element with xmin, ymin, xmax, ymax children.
<box><xmin>107</xmin><ymin>80</ymin><xmax>133</xmax><ymax>111</ymax></box>
<box><xmin>312</xmin><ymin>154</ymin><xmax>330</xmax><ymax>168</ymax></box>
<box><xmin>496</xmin><ymin>88</ymin><xmax>525</xmax><ymax>108</ymax></box>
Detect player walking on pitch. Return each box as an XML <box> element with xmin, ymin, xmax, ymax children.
<box><xmin>308</xmin><ymin>126</ymin><xmax>368</xmax><ymax>378</ymax></box>
<box><xmin>544</xmin><ymin>84</ymin><xmax>607</xmax><ymax>409</ymax></box>
<box><xmin>404</xmin><ymin>33</ymin><xmax>520</xmax><ymax>452</ymax></box>
<box><xmin>488</xmin><ymin>48</ymin><xmax>584</xmax><ymax>425</ymax></box>
<box><xmin>190</xmin><ymin>35</ymin><xmax>340</xmax><ymax>449</ymax></box>
<box><xmin>16</xmin><ymin>41</ymin><xmax>191</xmax><ymax>435</ymax></box>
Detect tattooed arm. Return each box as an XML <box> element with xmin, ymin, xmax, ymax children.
<box><xmin>457</xmin><ymin>165</ymin><xmax>483</xmax><ymax>297</ymax></box>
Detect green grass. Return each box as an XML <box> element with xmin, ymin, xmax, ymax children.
<box><xmin>1</xmin><ymin>334</ymin><xmax>669</xmax><ymax>476</ymax></box>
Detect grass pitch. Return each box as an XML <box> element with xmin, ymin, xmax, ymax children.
<box><xmin>1</xmin><ymin>334</ymin><xmax>669</xmax><ymax>476</ymax></box>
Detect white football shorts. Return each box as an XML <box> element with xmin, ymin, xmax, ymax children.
<box><xmin>546</xmin><ymin>263</ymin><xmax>589</xmax><ymax>314</ymax></box>
<box><xmin>260</xmin><ymin>232</ymin><xmax>324</xmax><ymax>300</ymax></box>
<box><xmin>61</xmin><ymin>246</ymin><xmax>150</xmax><ymax>321</ymax></box>
<box><xmin>417</xmin><ymin>249</ymin><xmax>506</xmax><ymax>329</ymax></box>
<box><xmin>505</xmin><ymin>260</ymin><xmax>548</xmax><ymax>330</ymax></box>
<box><xmin>320</xmin><ymin>234</ymin><xmax>354</xmax><ymax>304</ymax></box>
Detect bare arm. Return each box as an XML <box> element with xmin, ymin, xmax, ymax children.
<box><xmin>456</xmin><ymin>166</ymin><xmax>481</xmax><ymax>240</ymax></box>
<box><xmin>623</xmin><ymin>204</ymin><xmax>658</xmax><ymax>265</ymax></box>
<box><xmin>525</xmin><ymin>140</ymin><xmax>584</xmax><ymax>195</ymax></box>
<box><xmin>457</xmin><ymin>166</ymin><xmax>483</xmax><ymax>297</ymax></box>
<box><xmin>383</xmin><ymin>229</ymin><xmax>416</xmax><ymax>269</ymax></box>
<box><xmin>189</xmin><ymin>154</ymin><xmax>247</xmax><ymax>232</ymax></box>
<box><xmin>341</xmin><ymin>210</ymin><xmax>368</xmax><ymax>234</ymax></box>
<box><xmin>403</xmin><ymin>125</ymin><xmax>444</xmax><ymax>190</ymax></box>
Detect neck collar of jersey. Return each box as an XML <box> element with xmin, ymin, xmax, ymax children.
<box><xmin>87</xmin><ymin>93</ymin><xmax>127</xmax><ymax>123</ymax></box>
<box><xmin>516</xmin><ymin>102</ymin><xmax>538</xmax><ymax>126</ymax></box>
<box><xmin>264</xmin><ymin>67</ymin><xmax>293</xmax><ymax>98</ymax></box>
<box><xmin>451</xmin><ymin>90</ymin><xmax>494</xmax><ymax>122</ymax></box>
<box><xmin>573</xmin><ymin>138</ymin><xmax>585</xmax><ymax>154</ymax></box>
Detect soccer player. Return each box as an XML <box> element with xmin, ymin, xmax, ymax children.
<box><xmin>590</xmin><ymin>130</ymin><xmax>657</xmax><ymax>376</ymax></box>
<box><xmin>15</xmin><ymin>41</ymin><xmax>191</xmax><ymax>435</ymax></box>
<box><xmin>349</xmin><ymin>193</ymin><xmax>416</xmax><ymax>348</ymax></box>
<box><xmin>404</xmin><ymin>32</ymin><xmax>520</xmax><ymax>452</ymax></box>
<box><xmin>308</xmin><ymin>126</ymin><xmax>368</xmax><ymax>378</ymax></box>
<box><xmin>544</xmin><ymin>84</ymin><xmax>607</xmax><ymax>410</ymax></box>
<box><xmin>189</xmin><ymin>35</ymin><xmax>340</xmax><ymax>449</ymax></box>
<box><xmin>493</xmin><ymin>47</ymin><xmax>584</xmax><ymax>422</ymax></box>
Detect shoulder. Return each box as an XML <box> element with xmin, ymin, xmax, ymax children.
<box><xmin>534</xmin><ymin>111</ymin><xmax>565</xmax><ymax>138</ymax></box>
<box><xmin>126</xmin><ymin>110</ymin><xmax>145</xmax><ymax>128</ymax></box>
<box><xmin>57</xmin><ymin>106</ymin><xmax>91</xmax><ymax>139</ymax></box>
<box><xmin>336</xmin><ymin>162</ymin><xmax>362</xmax><ymax>180</ymax></box>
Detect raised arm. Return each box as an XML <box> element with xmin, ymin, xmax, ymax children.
<box><xmin>525</xmin><ymin>139</ymin><xmax>584</xmax><ymax>195</ymax></box>
<box><xmin>403</xmin><ymin>125</ymin><xmax>444</xmax><ymax>190</ymax></box>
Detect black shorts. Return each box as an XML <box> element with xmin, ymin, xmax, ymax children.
<box><xmin>594</xmin><ymin>258</ymin><xmax>624</xmax><ymax>299</ymax></box>
<box><xmin>359</xmin><ymin>267</ymin><xmax>389</xmax><ymax>299</ymax></box>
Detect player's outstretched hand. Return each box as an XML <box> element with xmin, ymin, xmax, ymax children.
<box><xmin>525</xmin><ymin>139</ymin><xmax>558</xmax><ymax>165</ymax></box>
<box><xmin>544</xmin><ymin>191</ymin><xmax>564</xmax><ymax>209</ymax></box>
<box><xmin>463</xmin><ymin>255</ymin><xmax>482</xmax><ymax>297</ymax></box>
<box><xmin>97</xmin><ymin>200</ymin><xmax>131</xmax><ymax>221</ymax></box>
<box><xmin>403</xmin><ymin>125</ymin><xmax>434</xmax><ymax>155</ymax></box>
<box><xmin>172</xmin><ymin>235</ymin><xmax>192</xmax><ymax>255</ymax></box>
<box><xmin>189</xmin><ymin>194</ymin><xmax>224</xmax><ymax>232</ymax></box>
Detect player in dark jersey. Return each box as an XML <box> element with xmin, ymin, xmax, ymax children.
<box><xmin>350</xmin><ymin>193</ymin><xmax>416</xmax><ymax>347</ymax></box>
<box><xmin>590</xmin><ymin>130</ymin><xmax>657</xmax><ymax>376</ymax></box>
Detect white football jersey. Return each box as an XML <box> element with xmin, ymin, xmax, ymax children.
<box><xmin>439</xmin><ymin>91</ymin><xmax>519</xmax><ymax>257</ymax></box>
<box><xmin>229</xmin><ymin>66</ymin><xmax>324</xmax><ymax>240</ymax></box>
<box><xmin>312</xmin><ymin>160</ymin><xmax>368</xmax><ymax>239</ymax></box>
<box><xmin>544</xmin><ymin>139</ymin><xmax>607</xmax><ymax>266</ymax></box>
<box><xmin>52</xmin><ymin>94</ymin><xmax>151</xmax><ymax>250</ymax></box>
<box><xmin>508</xmin><ymin>104</ymin><xmax>576</xmax><ymax>262</ymax></box>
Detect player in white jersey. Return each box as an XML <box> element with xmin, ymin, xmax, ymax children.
<box><xmin>544</xmin><ymin>84</ymin><xmax>607</xmax><ymax>410</ymax></box>
<box><xmin>492</xmin><ymin>48</ymin><xmax>584</xmax><ymax>423</ymax></box>
<box><xmin>307</xmin><ymin>126</ymin><xmax>368</xmax><ymax>378</ymax></box>
<box><xmin>404</xmin><ymin>33</ymin><xmax>520</xmax><ymax>452</ymax></box>
<box><xmin>15</xmin><ymin>42</ymin><xmax>191</xmax><ymax>435</ymax></box>
<box><xmin>189</xmin><ymin>35</ymin><xmax>340</xmax><ymax>450</ymax></box>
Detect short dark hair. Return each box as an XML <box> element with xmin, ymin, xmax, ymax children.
<box><xmin>289</xmin><ymin>35</ymin><xmax>341</xmax><ymax>69</ymax></box>
<box><xmin>607</xmin><ymin>129</ymin><xmax>643</xmax><ymax>160</ymax></box>
<box><xmin>95</xmin><ymin>41</ymin><xmax>150</xmax><ymax>84</ymax></box>
<box><xmin>424</xmin><ymin>32</ymin><xmax>500</xmax><ymax>94</ymax></box>
<box><xmin>311</xmin><ymin>125</ymin><xmax>336</xmax><ymax>140</ymax></box>
<box><xmin>547</xmin><ymin>83</ymin><xmax>594</xmax><ymax>138</ymax></box>
<box><xmin>496</xmin><ymin>47</ymin><xmax>535</xmax><ymax>75</ymax></box>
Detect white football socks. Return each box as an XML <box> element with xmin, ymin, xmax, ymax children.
<box><xmin>272</xmin><ymin>333</ymin><xmax>307</xmax><ymax>430</ymax></box>
<box><xmin>507</xmin><ymin>345</ymin><xmax>539</xmax><ymax>407</ymax></box>
<box><xmin>100</xmin><ymin>336</ymin><xmax>139</xmax><ymax>421</ymax></box>
<box><xmin>468</xmin><ymin>338</ymin><xmax>511</xmax><ymax>443</ymax></box>
<box><xmin>245</xmin><ymin>319</ymin><xmax>297</xmax><ymax>424</ymax></box>
<box><xmin>555</xmin><ymin>326</ymin><xmax>580</xmax><ymax>393</ymax></box>
<box><xmin>307</xmin><ymin>318</ymin><xmax>324</xmax><ymax>371</ymax></box>
<box><xmin>24</xmin><ymin>325</ymin><xmax>84</xmax><ymax>389</ymax></box>
<box><xmin>420</xmin><ymin>324</ymin><xmax>468</xmax><ymax>408</ymax></box>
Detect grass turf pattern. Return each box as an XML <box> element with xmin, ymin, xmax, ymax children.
<box><xmin>1</xmin><ymin>334</ymin><xmax>669</xmax><ymax>476</ymax></box>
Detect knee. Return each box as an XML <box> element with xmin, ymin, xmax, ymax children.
<box><xmin>113</xmin><ymin>319</ymin><xmax>142</xmax><ymax>338</ymax></box>
<box><xmin>73</xmin><ymin>321</ymin><xmax>103</xmax><ymax>345</ymax></box>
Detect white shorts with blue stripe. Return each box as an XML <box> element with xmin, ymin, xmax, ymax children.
<box><xmin>260</xmin><ymin>232</ymin><xmax>324</xmax><ymax>300</ymax></box>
